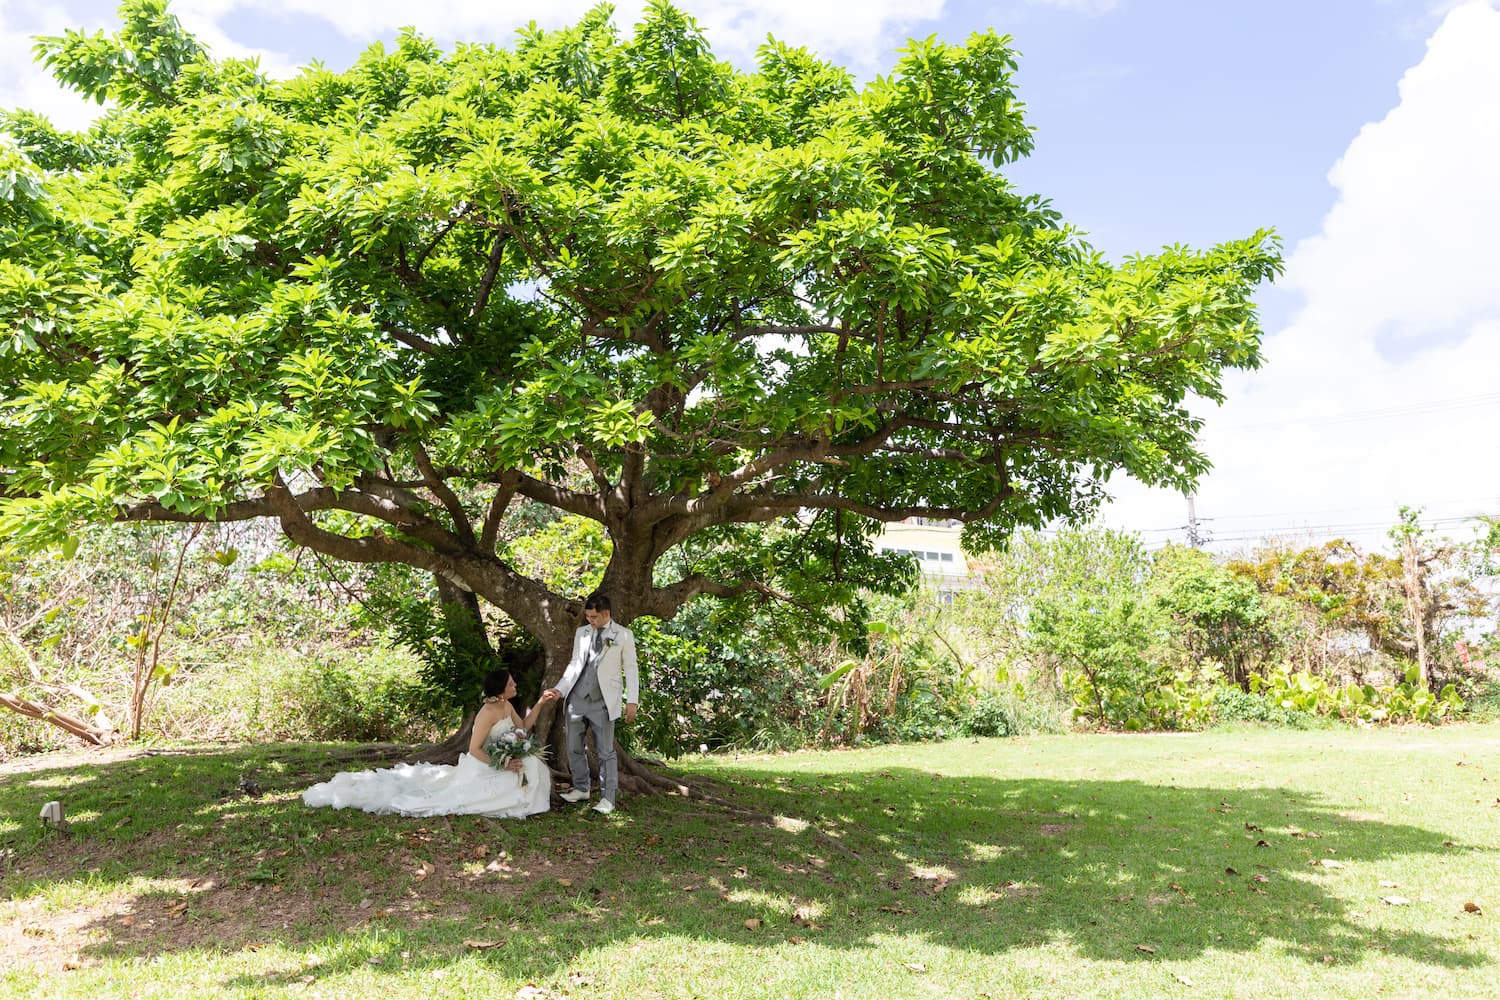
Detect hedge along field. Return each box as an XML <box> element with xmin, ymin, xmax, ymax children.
<box><xmin>2</xmin><ymin>724</ymin><xmax>1498</xmax><ymax>998</ymax></box>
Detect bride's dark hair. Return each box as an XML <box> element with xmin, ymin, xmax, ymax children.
<box><xmin>482</xmin><ymin>668</ymin><xmax>512</xmax><ymax>698</ymax></box>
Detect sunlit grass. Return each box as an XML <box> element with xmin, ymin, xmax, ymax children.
<box><xmin>2</xmin><ymin>726</ymin><xmax>1498</xmax><ymax>997</ymax></box>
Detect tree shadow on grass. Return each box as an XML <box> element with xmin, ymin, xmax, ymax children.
<box><xmin>0</xmin><ymin>744</ymin><xmax>1491</xmax><ymax>990</ymax></box>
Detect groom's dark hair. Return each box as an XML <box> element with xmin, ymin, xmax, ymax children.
<box><xmin>583</xmin><ymin>592</ymin><xmax>611</xmax><ymax>612</ymax></box>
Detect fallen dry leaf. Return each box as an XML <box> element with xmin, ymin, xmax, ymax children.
<box><xmin>787</xmin><ymin>935</ymin><xmax>806</xmax><ymax>944</ymax></box>
<box><xmin>1252</xmin><ymin>874</ymin><xmax>1270</xmax><ymax>884</ymax></box>
<box><xmin>904</xmin><ymin>962</ymin><xmax>928</xmax><ymax>972</ymax></box>
<box><xmin>556</xmin><ymin>878</ymin><xmax>573</xmax><ymax>887</ymax></box>
<box><xmin>1172</xmin><ymin>973</ymin><xmax>1196</xmax><ymax>986</ymax></box>
<box><xmin>1463</xmin><ymin>902</ymin><xmax>1483</xmax><ymax>914</ymax></box>
<box><xmin>464</xmin><ymin>939</ymin><xmax>506</xmax><ymax>950</ymax></box>
<box><xmin>1379</xmin><ymin>880</ymin><xmax>1399</xmax><ymax>888</ymax></box>
<box><xmin>1381</xmin><ymin>896</ymin><xmax>1410</xmax><ymax>906</ymax></box>
<box><xmin>879</xmin><ymin>906</ymin><xmax>913</xmax><ymax>914</ymax></box>
<box><xmin>1224</xmin><ymin>867</ymin><xmax>1239</xmax><ymax>876</ymax></box>
<box><xmin>1135</xmin><ymin>945</ymin><xmax>1156</xmax><ymax>955</ymax></box>
<box><xmin>744</xmin><ymin>918</ymin><xmax>762</xmax><ymax>930</ymax></box>
<box><xmin>1318</xmin><ymin>859</ymin><xmax>1345</xmax><ymax>869</ymax></box>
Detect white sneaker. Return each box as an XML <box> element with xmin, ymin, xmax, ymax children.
<box><xmin>559</xmin><ymin>789</ymin><xmax>590</xmax><ymax>803</ymax></box>
<box><xmin>592</xmin><ymin>799</ymin><xmax>615</xmax><ymax>815</ymax></box>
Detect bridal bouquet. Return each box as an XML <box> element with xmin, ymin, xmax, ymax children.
<box><xmin>484</xmin><ymin>729</ymin><xmax>544</xmax><ymax>785</ymax></box>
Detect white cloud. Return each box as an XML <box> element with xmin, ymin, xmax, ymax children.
<box><xmin>1101</xmin><ymin>0</ymin><xmax>1500</xmax><ymax>555</ymax></box>
<box><xmin>1290</xmin><ymin>0</ymin><xmax>1500</xmax><ymax>345</ymax></box>
<box><xmin>0</xmin><ymin>0</ymin><xmax>301</xmax><ymax>131</ymax></box>
<box><xmin>206</xmin><ymin>0</ymin><xmax>946</xmax><ymax>73</ymax></box>
<box><xmin>2</xmin><ymin>0</ymin><xmax>951</xmax><ymax>130</ymax></box>
<box><xmin>1025</xmin><ymin>0</ymin><xmax>1119</xmax><ymax>13</ymax></box>
<box><xmin>0</xmin><ymin>1</ymin><xmax>110</xmax><ymax>131</ymax></box>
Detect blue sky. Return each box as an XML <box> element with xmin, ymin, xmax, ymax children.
<box><xmin>3</xmin><ymin>0</ymin><xmax>1496</xmax><ymax>554</ymax></box>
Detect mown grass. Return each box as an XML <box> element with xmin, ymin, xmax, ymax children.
<box><xmin>2</xmin><ymin>725</ymin><xmax>1498</xmax><ymax>998</ymax></box>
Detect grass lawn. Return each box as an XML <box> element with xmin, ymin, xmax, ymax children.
<box><xmin>2</xmin><ymin>724</ymin><xmax>1498</xmax><ymax>998</ymax></box>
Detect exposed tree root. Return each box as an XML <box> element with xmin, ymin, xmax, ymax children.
<box><xmin>0</xmin><ymin>692</ymin><xmax>112</xmax><ymax>746</ymax></box>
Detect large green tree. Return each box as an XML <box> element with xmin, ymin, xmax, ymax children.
<box><xmin>0</xmin><ymin>2</ymin><xmax>1280</xmax><ymax>726</ymax></box>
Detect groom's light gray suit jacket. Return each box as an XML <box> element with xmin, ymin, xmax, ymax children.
<box><xmin>554</xmin><ymin>621</ymin><xmax>639</xmax><ymax>721</ymax></box>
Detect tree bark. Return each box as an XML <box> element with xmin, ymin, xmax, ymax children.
<box><xmin>0</xmin><ymin>692</ymin><xmax>113</xmax><ymax>746</ymax></box>
<box><xmin>435</xmin><ymin>575</ymin><xmax>497</xmax><ymax>668</ymax></box>
<box><xmin>1400</xmin><ymin>534</ymin><xmax>1431</xmax><ymax>692</ymax></box>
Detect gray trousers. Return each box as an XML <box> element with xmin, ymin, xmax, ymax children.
<box><xmin>565</xmin><ymin>694</ymin><xmax>617</xmax><ymax>802</ymax></box>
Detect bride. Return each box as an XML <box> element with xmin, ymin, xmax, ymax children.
<box><xmin>303</xmin><ymin>669</ymin><xmax>556</xmax><ymax>818</ymax></box>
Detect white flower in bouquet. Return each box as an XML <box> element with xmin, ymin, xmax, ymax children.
<box><xmin>484</xmin><ymin>728</ymin><xmax>545</xmax><ymax>785</ymax></box>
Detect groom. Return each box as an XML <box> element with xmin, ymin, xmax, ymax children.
<box><xmin>545</xmin><ymin>591</ymin><xmax>639</xmax><ymax>814</ymax></box>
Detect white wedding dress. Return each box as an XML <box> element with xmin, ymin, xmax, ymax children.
<box><xmin>302</xmin><ymin>716</ymin><xmax>551</xmax><ymax>818</ymax></box>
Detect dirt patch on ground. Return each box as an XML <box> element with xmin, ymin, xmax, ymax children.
<box><xmin>3</xmin><ymin>790</ymin><xmax>617</xmax><ymax>976</ymax></box>
<box><xmin>0</xmin><ymin>744</ymin><xmax>145</xmax><ymax>778</ymax></box>
<box><xmin>1038</xmin><ymin>823</ymin><xmax>1074</xmax><ymax>836</ymax></box>
<box><xmin>2</xmin><ymin>843</ymin><xmax>604</xmax><ymax>974</ymax></box>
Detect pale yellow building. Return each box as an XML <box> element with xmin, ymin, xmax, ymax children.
<box><xmin>874</xmin><ymin>519</ymin><xmax>971</xmax><ymax>582</ymax></box>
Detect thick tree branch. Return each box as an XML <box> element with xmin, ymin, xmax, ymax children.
<box><xmin>508</xmin><ymin>471</ymin><xmax>606</xmax><ymax>521</ymax></box>
<box><xmin>384</xmin><ymin>325</ymin><xmax>440</xmax><ymax>355</ymax></box>
<box><xmin>480</xmin><ymin>470</ymin><xmax>521</xmax><ymax>553</ymax></box>
<box><xmin>413</xmin><ymin>442</ymin><xmax>478</xmax><ymax>548</ymax></box>
<box><xmin>117</xmin><ymin>496</ymin><xmax>278</xmax><ymax>523</ymax></box>
<box><xmin>575</xmin><ymin>445</ymin><xmax>613</xmax><ymax>495</ymax></box>
<box><xmin>469</xmin><ymin>233</ymin><xmax>507</xmax><ymax>321</ymax></box>
<box><xmin>266</xmin><ymin>476</ymin><xmax>453</xmax><ymax>576</ymax></box>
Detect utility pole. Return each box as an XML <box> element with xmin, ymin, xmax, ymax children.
<box><xmin>1186</xmin><ymin>494</ymin><xmax>1204</xmax><ymax>548</ymax></box>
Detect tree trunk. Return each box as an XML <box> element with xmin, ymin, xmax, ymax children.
<box><xmin>405</xmin><ymin>575</ymin><xmax>500</xmax><ymax>765</ymax></box>
<box><xmin>531</xmin><ymin>628</ymin><xmax>686</xmax><ymax>798</ymax></box>
<box><xmin>0</xmin><ymin>692</ymin><xmax>113</xmax><ymax>746</ymax></box>
<box><xmin>435</xmin><ymin>575</ymin><xmax>497</xmax><ymax>669</ymax></box>
<box><xmin>1400</xmin><ymin>534</ymin><xmax>1431</xmax><ymax>692</ymax></box>
<box><xmin>407</xmin><ymin>601</ymin><xmax>685</xmax><ymax>797</ymax></box>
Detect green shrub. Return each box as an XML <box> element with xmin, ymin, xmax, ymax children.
<box><xmin>959</xmin><ymin>690</ymin><xmax>1014</xmax><ymax>738</ymax></box>
<box><xmin>155</xmin><ymin>642</ymin><xmax>448</xmax><ymax>744</ymax></box>
<box><xmin>886</xmin><ymin>680</ymin><xmax>961</xmax><ymax>743</ymax></box>
<box><xmin>630</xmin><ymin>606</ymin><xmax>825</xmax><ymax>757</ymax></box>
<box><xmin>1248</xmin><ymin>665</ymin><xmax>1464</xmax><ymax>725</ymax></box>
<box><xmin>1066</xmin><ymin>668</ymin><xmax>1215</xmax><ymax>732</ymax></box>
<box><xmin>249</xmin><ymin>649</ymin><xmax>447</xmax><ymax>743</ymax></box>
<box><xmin>1211</xmin><ymin>686</ymin><xmax>1310</xmax><ymax>727</ymax></box>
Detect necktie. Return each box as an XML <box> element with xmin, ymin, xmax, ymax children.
<box><xmin>591</xmin><ymin>628</ymin><xmax>604</xmax><ymax>656</ymax></box>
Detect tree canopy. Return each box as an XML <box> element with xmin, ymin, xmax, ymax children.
<box><xmin>0</xmin><ymin>0</ymin><xmax>1281</xmax><ymax>666</ymax></box>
